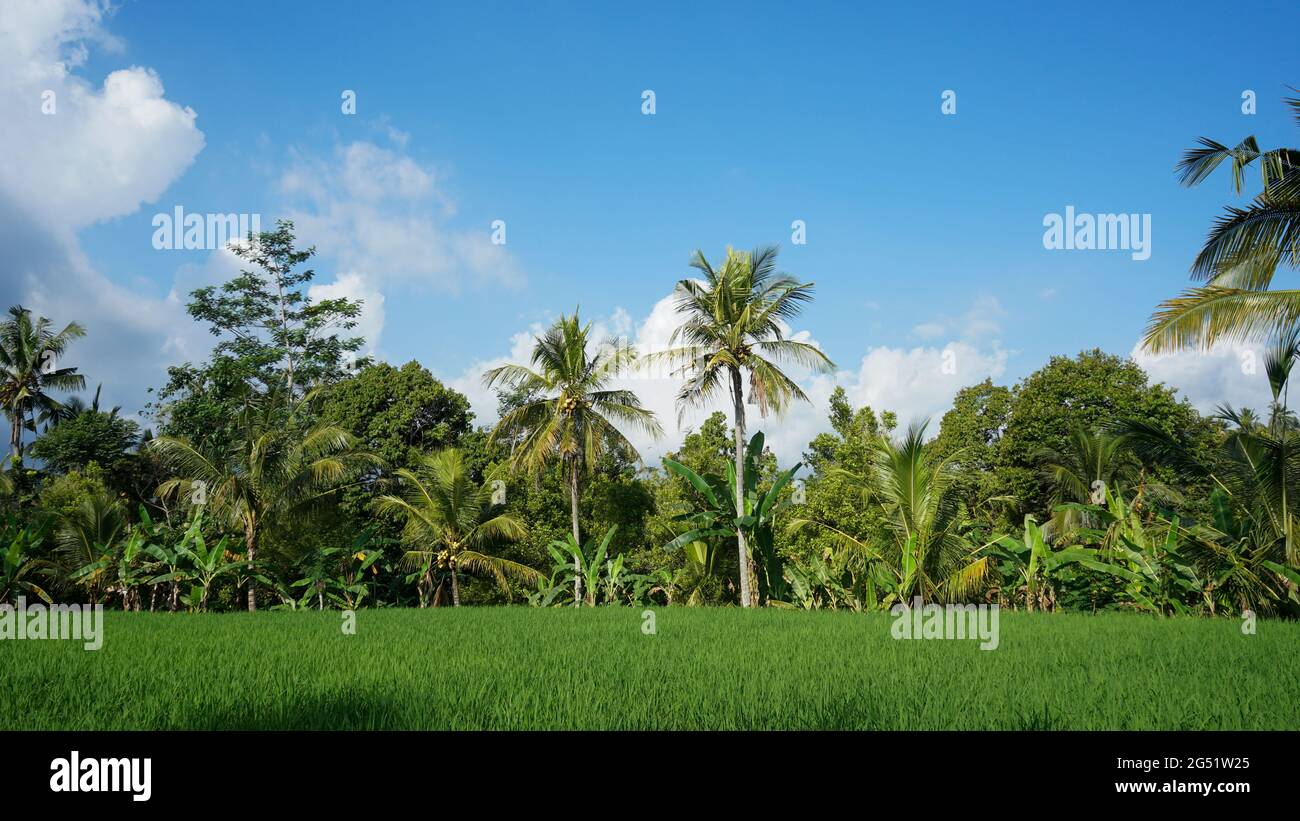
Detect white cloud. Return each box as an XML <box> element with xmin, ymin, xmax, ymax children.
<box><xmin>911</xmin><ymin>295</ymin><xmax>1006</xmax><ymax>342</ymax></box>
<box><xmin>0</xmin><ymin>0</ymin><xmax>206</xmax><ymax>419</ymax></box>
<box><xmin>451</xmin><ymin>293</ymin><xmax>1010</xmax><ymax>466</ymax></box>
<box><xmin>1130</xmin><ymin>339</ymin><xmax>1271</xmax><ymax>415</ymax></box>
<box><xmin>280</xmin><ymin>140</ymin><xmax>521</xmax><ymax>295</ymax></box>
<box><xmin>0</xmin><ymin>2</ymin><xmax>203</xmax><ymax>230</ymax></box>
<box><xmin>309</xmin><ymin>272</ymin><xmax>387</xmax><ymax>360</ymax></box>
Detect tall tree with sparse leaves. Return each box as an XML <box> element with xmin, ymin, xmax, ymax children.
<box><xmin>186</xmin><ymin>219</ymin><xmax>365</xmax><ymax>401</ymax></box>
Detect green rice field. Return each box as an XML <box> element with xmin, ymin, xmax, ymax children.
<box><xmin>3</xmin><ymin>608</ymin><xmax>1297</xmax><ymax>730</ymax></box>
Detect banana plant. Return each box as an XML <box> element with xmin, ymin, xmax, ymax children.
<box><xmin>0</xmin><ymin>520</ymin><xmax>54</xmax><ymax>605</ymax></box>
<box><xmin>1060</xmin><ymin>488</ymin><xmax>1201</xmax><ymax>614</ymax></box>
<box><xmin>601</xmin><ymin>552</ymin><xmax>627</xmax><ymax>604</ymax></box>
<box><xmin>673</xmin><ymin>539</ymin><xmax>724</xmax><ymax>606</ymax></box>
<box><xmin>623</xmin><ymin>567</ymin><xmax>671</xmax><ymax>606</ymax></box>
<box><xmin>144</xmin><ymin>532</ymin><xmax>190</xmax><ymax>612</ymax></box>
<box><xmin>157</xmin><ymin>518</ymin><xmax>237</xmax><ymax>612</ymax></box>
<box><xmin>291</xmin><ymin>531</ymin><xmax>386</xmax><ymax>610</ymax></box>
<box><xmin>782</xmin><ymin>552</ymin><xmax>859</xmax><ymax>610</ymax></box>
<box><xmin>547</xmin><ymin>525</ymin><xmax>617</xmax><ymax>606</ymax></box>
<box><xmin>663</xmin><ymin>432</ymin><xmax>799</xmax><ymax>605</ymax></box>
<box><xmin>989</xmin><ymin>514</ymin><xmax>1138</xmax><ymax>612</ymax></box>
<box><xmin>112</xmin><ymin>531</ymin><xmax>152</xmax><ymax>611</ymax></box>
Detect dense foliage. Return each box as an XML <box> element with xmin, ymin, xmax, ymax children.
<box><xmin>4</xmin><ymin>117</ymin><xmax>1300</xmax><ymax>619</ymax></box>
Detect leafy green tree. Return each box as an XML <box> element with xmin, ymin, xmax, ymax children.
<box><xmin>1144</xmin><ymin>93</ymin><xmax>1300</xmax><ymax>352</ymax></box>
<box><xmin>187</xmin><ymin>219</ymin><xmax>364</xmax><ymax>399</ymax></box>
<box><xmin>29</xmin><ymin>394</ymin><xmax>140</xmax><ymax>481</ymax></box>
<box><xmin>929</xmin><ymin>379</ymin><xmax>1013</xmax><ymax>524</ymax></box>
<box><xmin>318</xmin><ymin>361</ymin><xmax>472</xmax><ymax>467</ymax></box>
<box><xmin>793</xmin><ymin>389</ymin><xmax>894</xmax><ymax>573</ymax></box>
<box><xmin>656</xmin><ymin>245</ymin><xmax>834</xmax><ymax>606</ymax></box>
<box><xmin>53</xmin><ymin>487</ymin><xmax>126</xmax><ymax>603</ymax></box>
<box><xmin>149</xmin><ymin>392</ymin><xmax>375</xmax><ymax>610</ymax></box>
<box><xmin>0</xmin><ymin>519</ymin><xmax>55</xmax><ymax>604</ymax></box>
<box><xmin>374</xmin><ymin>448</ymin><xmax>538</xmax><ymax>606</ymax></box>
<box><xmin>996</xmin><ymin>349</ymin><xmax>1212</xmax><ymax>521</ymax></box>
<box><xmin>149</xmin><ymin>360</ymin><xmax>253</xmax><ymax>453</ymax></box>
<box><xmin>1037</xmin><ymin>426</ymin><xmax>1138</xmax><ymax>540</ymax></box>
<box><xmin>1120</xmin><ymin>359</ymin><xmax>1300</xmax><ymax>578</ymax></box>
<box><xmin>0</xmin><ymin>306</ymin><xmax>86</xmax><ymax>465</ymax></box>
<box><xmin>484</xmin><ymin>310</ymin><xmax>661</xmax><ymax>603</ymax></box>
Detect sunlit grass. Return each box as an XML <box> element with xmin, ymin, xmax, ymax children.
<box><xmin>3</xmin><ymin>608</ymin><xmax>1296</xmax><ymax>730</ymax></box>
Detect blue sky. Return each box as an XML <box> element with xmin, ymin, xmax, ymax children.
<box><xmin>2</xmin><ymin>0</ymin><xmax>1297</xmax><ymax>458</ymax></box>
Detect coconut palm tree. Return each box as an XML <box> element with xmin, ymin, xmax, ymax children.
<box><xmin>790</xmin><ymin>421</ymin><xmax>990</xmax><ymax>606</ymax></box>
<box><xmin>655</xmin><ymin>246</ymin><xmax>834</xmax><ymax>606</ymax></box>
<box><xmin>0</xmin><ymin>306</ymin><xmax>86</xmax><ymax>464</ymax></box>
<box><xmin>1037</xmin><ymin>426</ymin><xmax>1139</xmax><ymax>540</ymax></box>
<box><xmin>55</xmin><ymin>488</ymin><xmax>126</xmax><ymax>603</ymax></box>
<box><xmin>484</xmin><ymin>310</ymin><xmax>661</xmax><ymax>603</ymax></box>
<box><xmin>374</xmin><ymin>448</ymin><xmax>538</xmax><ymax>606</ymax></box>
<box><xmin>148</xmin><ymin>390</ymin><xmax>376</xmax><ymax>611</ymax></box>
<box><xmin>1143</xmin><ymin>93</ymin><xmax>1300</xmax><ymax>353</ymax></box>
<box><xmin>864</xmin><ymin>421</ymin><xmax>991</xmax><ymax>604</ymax></box>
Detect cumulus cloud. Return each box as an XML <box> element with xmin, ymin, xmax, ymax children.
<box><xmin>911</xmin><ymin>295</ymin><xmax>1006</xmax><ymax>342</ymax></box>
<box><xmin>1130</xmin><ymin>339</ymin><xmax>1272</xmax><ymax>415</ymax></box>
<box><xmin>1</xmin><ymin>2</ymin><xmax>501</xmax><ymax>424</ymax></box>
<box><xmin>280</xmin><ymin>140</ymin><xmax>522</xmax><ymax>295</ymax></box>
<box><xmin>0</xmin><ymin>0</ymin><xmax>206</xmax><ymax>419</ymax></box>
<box><xmin>308</xmin><ymin>272</ymin><xmax>387</xmax><ymax>360</ymax></box>
<box><xmin>451</xmin><ymin>293</ymin><xmax>1010</xmax><ymax>465</ymax></box>
<box><xmin>0</xmin><ymin>1</ymin><xmax>203</xmax><ymax>231</ymax></box>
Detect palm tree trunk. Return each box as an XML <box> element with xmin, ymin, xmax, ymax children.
<box><xmin>451</xmin><ymin>566</ymin><xmax>461</xmax><ymax>607</ymax></box>
<box><xmin>9</xmin><ymin>414</ymin><xmax>23</xmax><ymax>464</ymax></box>
<box><xmin>730</xmin><ymin>367</ymin><xmax>753</xmax><ymax>609</ymax></box>
<box><xmin>244</xmin><ymin>519</ymin><xmax>257</xmax><ymax>612</ymax></box>
<box><xmin>569</xmin><ymin>459</ymin><xmax>583</xmax><ymax>607</ymax></box>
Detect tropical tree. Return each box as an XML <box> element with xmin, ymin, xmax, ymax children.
<box><xmin>149</xmin><ymin>391</ymin><xmax>375</xmax><ymax>610</ymax></box>
<box><xmin>1037</xmin><ymin>426</ymin><xmax>1139</xmax><ymax>540</ymax></box>
<box><xmin>0</xmin><ymin>520</ymin><xmax>55</xmax><ymax>604</ymax></box>
<box><xmin>54</xmin><ymin>488</ymin><xmax>126</xmax><ymax>602</ymax></box>
<box><xmin>671</xmin><ymin>540</ymin><xmax>723</xmax><ymax>606</ymax></box>
<box><xmin>663</xmin><ymin>432</ymin><xmax>799</xmax><ymax>605</ymax></box>
<box><xmin>484</xmin><ymin>311</ymin><xmax>661</xmax><ymax>603</ymax></box>
<box><xmin>374</xmin><ymin>448</ymin><xmax>538</xmax><ymax>606</ymax></box>
<box><xmin>547</xmin><ymin>525</ymin><xmax>617</xmax><ymax>607</ymax></box>
<box><xmin>1143</xmin><ymin>93</ymin><xmax>1300</xmax><ymax>353</ymax></box>
<box><xmin>170</xmin><ymin>518</ymin><xmax>239</xmax><ymax>612</ymax></box>
<box><xmin>1060</xmin><ymin>489</ymin><xmax>1203</xmax><ymax>615</ymax></box>
<box><xmin>1123</xmin><ymin>327</ymin><xmax>1300</xmax><ymax>571</ymax></box>
<box><xmin>291</xmin><ymin>532</ymin><xmax>386</xmax><ymax>610</ymax></box>
<box><xmin>186</xmin><ymin>219</ymin><xmax>365</xmax><ymax>400</ymax></box>
<box><xmin>793</xmin><ymin>421</ymin><xmax>992</xmax><ymax>606</ymax></box>
<box><xmin>989</xmin><ymin>514</ymin><xmax>1134</xmax><ymax>612</ymax></box>
<box><xmin>655</xmin><ymin>245</ymin><xmax>834</xmax><ymax>606</ymax></box>
<box><xmin>0</xmin><ymin>306</ymin><xmax>86</xmax><ymax>464</ymax></box>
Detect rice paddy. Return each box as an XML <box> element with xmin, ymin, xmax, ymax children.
<box><xmin>3</xmin><ymin>608</ymin><xmax>1296</xmax><ymax>730</ymax></box>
